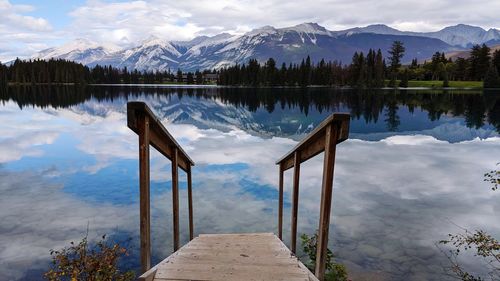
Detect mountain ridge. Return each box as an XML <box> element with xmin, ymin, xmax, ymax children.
<box><xmin>23</xmin><ymin>23</ymin><xmax>500</xmax><ymax>71</ymax></box>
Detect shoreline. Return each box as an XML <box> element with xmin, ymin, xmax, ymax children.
<box><xmin>5</xmin><ymin>82</ymin><xmax>497</xmax><ymax>91</ymax></box>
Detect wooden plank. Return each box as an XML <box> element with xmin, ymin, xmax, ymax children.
<box><xmin>171</xmin><ymin>147</ymin><xmax>180</xmax><ymax>252</ymax></box>
<box><xmin>138</xmin><ymin>239</ymin><xmax>195</xmax><ymax>281</ymax></box>
<box><xmin>291</xmin><ymin>151</ymin><xmax>301</xmax><ymax>254</ymax></box>
<box><xmin>138</xmin><ymin>113</ymin><xmax>151</xmax><ymax>273</ymax></box>
<box><xmin>276</xmin><ymin>113</ymin><xmax>349</xmax><ymax>170</ymax></box>
<box><xmin>198</xmin><ymin>233</ymin><xmax>274</xmax><ymax>238</ymax></box>
<box><xmin>170</xmin><ymin>254</ymin><xmax>299</xmax><ymax>266</ymax></box>
<box><xmin>279</xmin><ymin>133</ymin><xmax>325</xmax><ymax>171</ymax></box>
<box><xmin>128</xmin><ymin>102</ymin><xmax>195</xmax><ymax>172</ymax></box>
<box><xmin>314</xmin><ymin>124</ymin><xmax>338</xmax><ymax>281</ymax></box>
<box><xmin>148</xmin><ymin>233</ymin><xmax>318</xmax><ymax>281</ymax></box>
<box><xmin>149</xmin><ymin>130</ymin><xmax>190</xmax><ymax>172</ymax></box>
<box><xmin>187</xmin><ymin>165</ymin><xmax>194</xmax><ymax>241</ymax></box>
<box><xmin>155</xmin><ymin>263</ymin><xmax>309</xmax><ymax>280</ymax></box>
<box><xmin>138</xmin><ymin>268</ymin><xmax>156</xmax><ymax>281</ymax></box>
<box><xmin>278</xmin><ymin>164</ymin><xmax>284</xmax><ymax>240</ymax></box>
<box><xmin>275</xmin><ymin>238</ymin><xmax>320</xmax><ymax>281</ymax></box>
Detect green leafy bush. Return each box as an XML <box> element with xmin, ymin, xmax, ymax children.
<box><xmin>300</xmin><ymin>233</ymin><xmax>348</xmax><ymax>281</ymax></box>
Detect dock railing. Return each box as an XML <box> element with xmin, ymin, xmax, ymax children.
<box><xmin>276</xmin><ymin>113</ymin><xmax>350</xmax><ymax>281</ymax></box>
<box><xmin>127</xmin><ymin>102</ymin><xmax>195</xmax><ymax>274</ymax></box>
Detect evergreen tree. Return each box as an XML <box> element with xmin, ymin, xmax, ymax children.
<box><xmin>264</xmin><ymin>58</ymin><xmax>277</xmax><ymax>86</ymax></box>
<box><xmin>186</xmin><ymin>72</ymin><xmax>194</xmax><ymax>84</ymax></box>
<box><xmin>453</xmin><ymin>58</ymin><xmax>469</xmax><ymax>81</ymax></box>
<box><xmin>247</xmin><ymin>59</ymin><xmax>260</xmax><ymax>86</ymax></box>
<box><xmin>410</xmin><ymin>58</ymin><xmax>418</xmax><ymax>69</ymax></box>
<box><xmin>374</xmin><ymin>49</ymin><xmax>385</xmax><ymax>88</ymax></box>
<box><xmin>387</xmin><ymin>41</ymin><xmax>405</xmax><ymax>87</ymax></box>
<box><xmin>492</xmin><ymin>49</ymin><xmax>500</xmax><ymax>73</ymax></box>
<box><xmin>176</xmin><ymin>69</ymin><xmax>183</xmax><ymax>83</ymax></box>
<box><xmin>0</xmin><ymin>62</ymin><xmax>7</xmax><ymax>87</ymax></box>
<box><xmin>469</xmin><ymin>44</ymin><xmax>491</xmax><ymax>80</ymax></box>
<box><xmin>195</xmin><ymin>70</ymin><xmax>203</xmax><ymax>84</ymax></box>
<box><xmin>443</xmin><ymin>70</ymin><xmax>450</xmax><ymax>87</ymax></box>
<box><xmin>399</xmin><ymin>69</ymin><xmax>409</xmax><ymax>88</ymax></box>
<box><xmin>356</xmin><ymin>52</ymin><xmax>367</xmax><ymax>88</ymax></box>
<box><xmin>484</xmin><ymin>64</ymin><xmax>500</xmax><ymax>88</ymax></box>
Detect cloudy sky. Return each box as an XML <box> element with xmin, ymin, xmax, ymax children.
<box><xmin>2</xmin><ymin>0</ymin><xmax>500</xmax><ymax>61</ymax></box>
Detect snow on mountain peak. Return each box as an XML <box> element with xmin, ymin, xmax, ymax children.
<box><xmin>285</xmin><ymin>22</ymin><xmax>330</xmax><ymax>35</ymax></box>
<box><xmin>24</xmin><ymin>22</ymin><xmax>500</xmax><ymax>72</ymax></box>
<box><xmin>245</xmin><ymin>25</ymin><xmax>278</xmax><ymax>36</ymax></box>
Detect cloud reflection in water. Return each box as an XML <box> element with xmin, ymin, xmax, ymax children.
<box><xmin>0</xmin><ymin>95</ymin><xmax>499</xmax><ymax>280</ymax></box>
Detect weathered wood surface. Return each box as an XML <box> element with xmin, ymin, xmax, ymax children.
<box><xmin>291</xmin><ymin>151</ymin><xmax>301</xmax><ymax>254</ymax></box>
<box><xmin>315</xmin><ymin>124</ymin><xmax>338</xmax><ymax>280</ymax></box>
<box><xmin>139</xmin><ymin>233</ymin><xmax>318</xmax><ymax>281</ymax></box>
<box><xmin>128</xmin><ymin>101</ymin><xmax>196</xmax><ymax>273</ymax></box>
<box><xmin>128</xmin><ymin>101</ymin><xmax>194</xmax><ymax>172</ymax></box>
<box><xmin>275</xmin><ymin>112</ymin><xmax>350</xmax><ymax>281</ymax></box>
<box><xmin>276</xmin><ymin>113</ymin><xmax>349</xmax><ymax>171</ymax></box>
<box><xmin>138</xmin><ymin>113</ymin><xmax>151</xmax><ymax>273</ymax></box>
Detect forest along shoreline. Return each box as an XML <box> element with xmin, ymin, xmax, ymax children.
<box><xmin>1</xmin><ymin>41</ymin><xmax>500</xmax><ymax>90</ymax></box>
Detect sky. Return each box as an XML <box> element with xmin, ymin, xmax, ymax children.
<box><xmin>1</xmin><ymin>0</ymin><xmax>500</xmax><ymax>61</ymax></box>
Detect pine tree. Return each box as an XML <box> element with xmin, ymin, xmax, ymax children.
<box><xmin>399</xmin><ymin>69</ymin><xmax>409</xmax><ymax>88</ymax></box>
<box><xmin>484</xmin><ymin>64</ymin><xmax>500</xmax><ymax>88</ymax></box>
<box><xmin>176</xmin><ymin>69</ymin><xmax>183</xmax><ymax>83</ymax></box>
<box><xmin>186</xmin><ymin>72</ymin><xmax>194</xmax><ymax>84</ymax></box>
<box><xmin>469</xmin><ymin>44</ymin><xmax>491</xmax><ymax>80</ymax></box>
<box><xmin>264</xmin><ymin>58</ymin><xmax>277</xmax><ymax>86</ymax></box>
<box><xmin>388</xmin><ymin>41</ymin><xmax>405</xmax><ymax>87</ymax></box>
<box><xmin>492</xmin><ymin>49</ymin><xmax>500</xmax><ymax>73</ymax></box>
<box><xmin>443</xmin><ymin>70</ymin><xmax>450</xmax><ymax>87</ymax></box>
<box><xmin>195</xmin><ymin>70</ymin><xmax>203</xmax><ymax>84</ymax></box>
<box><xmin>374</xmin><ymin>49</ymin><xmax>385</xmax><ymax>88</ymax></box>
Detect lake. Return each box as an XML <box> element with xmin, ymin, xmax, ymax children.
<box><xmin>1</xmin><ymin>85</ymin><xmax>499</xmax><ymax>280</ymax></box>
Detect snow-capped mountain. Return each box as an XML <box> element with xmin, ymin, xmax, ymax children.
<box><xmin>24</xmin><ymin>23</ymin><xmax>500</xmax><ymax>71</ymax></box>
<box><xmin>88</xmin><ymin>36</ymin><xmax>183</xmax><ymax>71</ymax></box>
<box><xmin>31</xmin><ymin>38</ymin><xmax>120</xmax><ymax>65</ymax></box>
<box><xmin>338</xmin><ymin>24</ymin><xmax>500</xmax><ymax>47</ymax></box>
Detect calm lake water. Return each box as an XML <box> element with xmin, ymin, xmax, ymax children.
<box><xmin>1</xmin><ymin>86</ymin><xmax>499</xmax><ymax>280</ymax></box>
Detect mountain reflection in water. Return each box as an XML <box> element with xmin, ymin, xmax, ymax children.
<box><xmin>0</xmin><ymin>85</ymin><xmax>499</xmax><ymax>281</ymax></box>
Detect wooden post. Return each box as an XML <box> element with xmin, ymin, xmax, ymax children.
<box><xmin>290</xmin><ymin>151</ymin><xmax>301</xmax><ymax>254</ymax></box>
<box><xmin>138</xmin><ymin>114</ymin><xmax>151</xmax><ymax>273</ymax></box>
<box><xmin>278</xmin><ymin>164</ymin><xmax>284</xmax><ymax>240</ymax></box>
<box><xmin>187</xmin><ymin>165</ymin><xmax>194</xmax><ymax>241</ymax></box>
<box><xmin>315</xmin><ymin>124</ymin><xmax>339</xmax><ymax>281</ymax></box>
<box><xmin>171</xmin><ymin>147</ymin><xmax>180</xmax><ymax>252</ymax></box>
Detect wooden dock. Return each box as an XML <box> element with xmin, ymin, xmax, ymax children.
<box><xmin>127</xmin><ymin>102</ymin><xmax>350</xmax><ymax>281</ymax></box>
<box><xmin>139</xmin><ymin>233</ymin><xmax>318</xmax><ymax>281</ymax></box>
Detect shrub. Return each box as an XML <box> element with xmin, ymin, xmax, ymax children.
<box><xmin>300</xmin><ymin>233</ymin><xmax>348</xmax><ymax>281</ymax></box>
<box><xmin>44</xmin><ymin>234</ymin><xmax>135</xmax><ymax>281</ymax></box>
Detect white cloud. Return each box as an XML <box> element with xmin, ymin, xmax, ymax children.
<box><xmin>0</xmin><ymin>0</ymin><xmax>56</xmax><ymax>61</ymax></box>
<box><xmin>64</xmin><ymin>0</ymin><xmax>500</xmax><ymax>46</ymax></box>
<box><xmin>3</xmin><ymin>0</ymin><xmax>500</xmax><ymax>61</ymax></box>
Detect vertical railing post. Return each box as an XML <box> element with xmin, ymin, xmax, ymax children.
<box><xmin>278</xmin><ymin>163</ymin><xmax>284</xmax><ymax>240</ymax></box>
<box><xmin>187</xmin><ymin>165</ymin><xmax>194</xmax><ymax>241</ymax></box>
<box><xmin>138</xmin><ymin>113</ymin><xmax>151</xmax><ymax>273</ymax></box>
<box><xmin>171</xmin><ymin>147</ymin><xmax>180</xmax><ymax>251</ymax></box>
<box><xmin>315</xmin><ymin>124</ymin><xmax>339</xmax><ymax>281</ymax></box>
<box><xmin>291</xmin><ymin>151</ymin><xmax>301</xmax><ymax>254</ymax></box>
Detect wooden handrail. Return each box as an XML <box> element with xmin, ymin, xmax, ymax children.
<box><xmin>127</xmin><ymin>101</ymin><xmax>195</xmax><ymax>274</ymax></box>
<box><xmin>276</xmin><ymin>113</ymin><xmax>350</xmax><ymax>170</ymax></box>
<box><xmin>276</xmin><ymin>113</ymin><xmax>350</xmax><ymax>281</ymax></box>
<box><xmin>128</xmin><ymin>102</ymin><xmax>194</xmax><ymax>172</ymax></box>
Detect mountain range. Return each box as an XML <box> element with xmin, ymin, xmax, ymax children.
<box><xmin>28</xmin><ymin>23</ymin><xmax>500</xmax><ymax>72</ymax></box>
